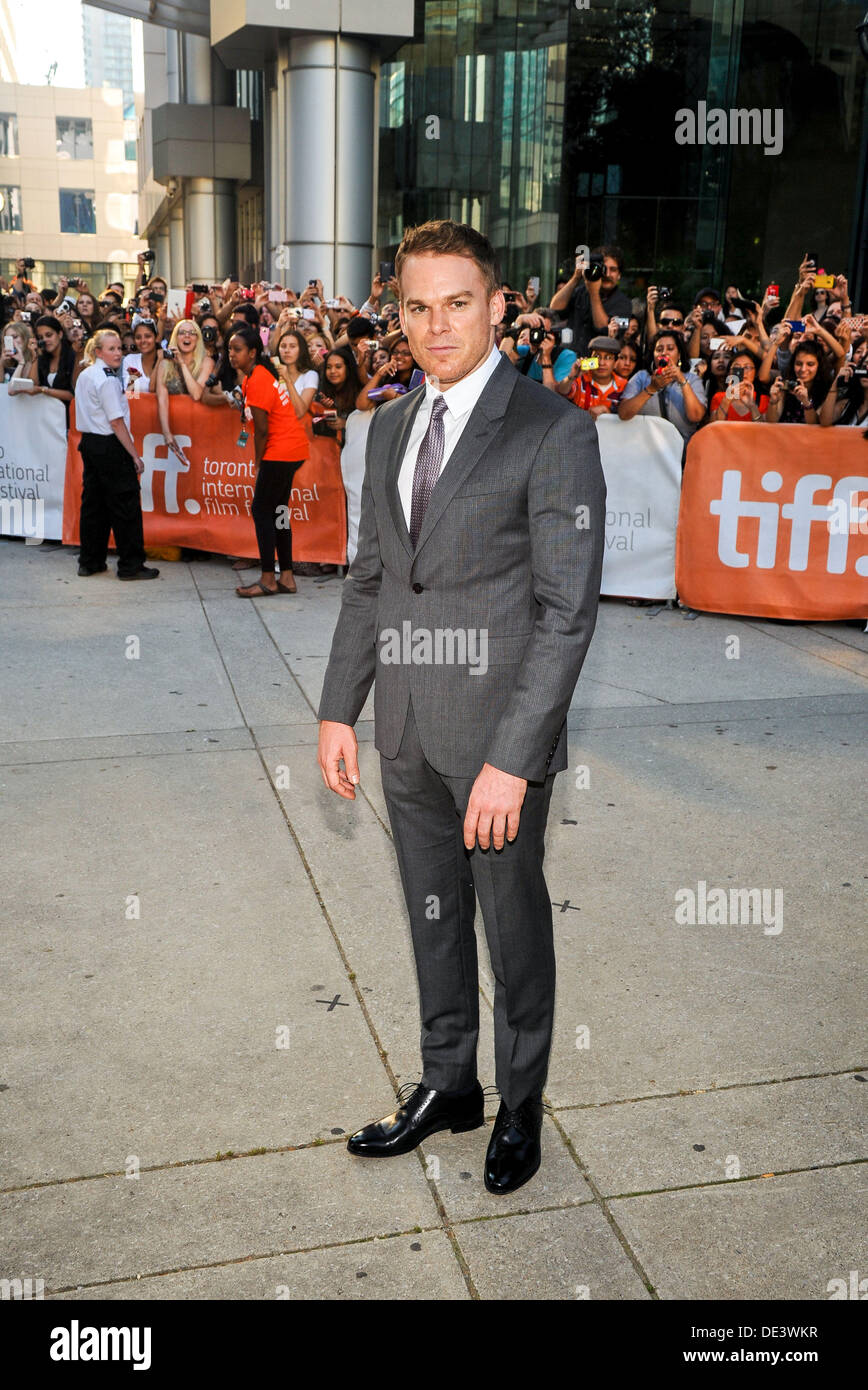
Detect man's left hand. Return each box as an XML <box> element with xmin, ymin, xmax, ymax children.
<box><xmin>464</xmin><ymin>763</ymin><xmax>528</xmax><ymax>851</ymax></box>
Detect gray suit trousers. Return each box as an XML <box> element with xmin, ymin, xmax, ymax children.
<box><xmin>380</xmin><ymin>695</ymin><xmax>557</xmax><ymax>1111</ymax></box>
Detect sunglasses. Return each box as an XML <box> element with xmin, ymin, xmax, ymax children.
<box><xmin>659</xmin><ymin>317</ymin><xmax>683</xmax><ymax>326</ymax></box>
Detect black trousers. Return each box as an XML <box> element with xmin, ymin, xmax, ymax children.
<box><xmin>79</xmin><ymin>433</ymin><xmax>146</xmax><ymax>577</ymax></box>
<box><xmin>251</xmin><ymin>458</ymin><xmax>305</xmax><ymax>572</ymax></box>
<box><xmin>380</xmin><ymin>696</ymin><xmax>557</xmax><ymax>1111</ymax></box>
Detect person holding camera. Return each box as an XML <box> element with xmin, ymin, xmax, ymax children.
<box><xmin>10</xmin><ymin>257</ymin><xmax>37</xmax><ymax>298</ymax></box>
<box><xmin>560</xmin><ymin>336</ymin><xmax>627</xmax><ymax>416</ymax></box>
<box><xmin>764</xmin><ymin>341</ymin><xmax>830</xmax><ymax>424</ymax></box>
<box><xmin>618</xmin><ymin>329</ymin><xmax>707</xmax><ymax>441</ymax></box>
<box><xmin>2</xmin><ymin>320</ymin><xmax>38</xmax><ymax>386</ymax></box>
<box><xmin>709</xmin><ymin>348</ymin><xmax>768</xmax><ymax>422</ymax></box>
<box><xmin>314</xmin><ymin>345</ymin><xmax>363</xmax><ymax>447</ymax></box>
<box><xmin>356</xmin><ymin>335</ymin><xmax>419</xmax><ymax>409</ymax></box>
<box><xmin>500</xmin><ymin>309</ymin><xmax>576</xmax><ymax>391</ymax></box>
<box><xmin>819</xmin><ymin>340</ymin><xmax>868</xmax><ymax>426</ymax></box>
<box><xmin>74</xmin><ymin>328</ymin><xmax>157</xmax><ymax>581</ymax></box>
<box><xmin>227</xmin><ymin>324</ymin><xmax>311</xmax><ymax>598</ymax></box>
<box><xmin>645</xmin><ymin>286</ymin><xmax>686</xmax><ymax>344</ymax></box>
<box><xmin>549</xmin><ymin>245</ymin><xmax>631</xmax><ymax>356</ymax></box>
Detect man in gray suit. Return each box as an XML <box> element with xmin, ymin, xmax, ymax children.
<box><xmin>317</xmin><ymin>220</ymin><xmax>606</xmax><ymax>1193</ymax></box>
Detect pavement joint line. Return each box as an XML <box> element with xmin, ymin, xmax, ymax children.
<box><xmin>37</xmin><ymin>1197</ymin><xmax>606</xmax><ymax>1298</ymax></box>
<box><xmin>741</xmin><ymin>618</ymin><xmax>868</xmax><ymax>682</ymax></box>
<box><xmin>601</xmin><ymin>1155</ymin><xmax>868</xmax><ymax>1202</ymax></box>
<box><xmin>5</xmin><ymin>1068</ymin><xmax>865</xmax><ymax>1196</ymax></box>
<box><xmin>3</xmin><ymin>696</ymin><xmax>867</xmax><ymax>764</ymax></box>
<box><xmin>543</xmin><ymin>1107</ymin><xmax>658</xmax><ymax>1299</ymax></box>
<box><xmin>550</xmin><ymin>1064</ymin><xmax>868</xmax><ymax>1112</ymax></box>
<box><xmin>38</xmin><ymin>1225</ymin><xmax>459</xmax><ymax>1298</ymax></box>
<box><xmin>191</xmin><ymin>566</ymin><xmax>478</xmax><ymax>1297</ymax></box>
<box><xmin>579</xmin><ymin>674</ymin><xmax>670</xmax><ymax>703</ymax></box>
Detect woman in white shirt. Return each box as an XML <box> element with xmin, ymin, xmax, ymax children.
<box><xmin>122</xmin><ymin>317</ymin><xmax>163</xmax><ymax>394</ymax></box>
<box><xmin>271</xmin><ymin>328</ymin><xmax>320</xmax><ymax>419</ymax></box>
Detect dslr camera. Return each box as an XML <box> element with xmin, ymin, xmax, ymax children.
<box><xmin>583</xmin><ymin>256</ymin><xmax>605</xmax><ymax>283</ymax></box>
<box><xmin>22</xmin><ymin>256</ymin><xmax>36</xmax><ymax>270</ymax></box>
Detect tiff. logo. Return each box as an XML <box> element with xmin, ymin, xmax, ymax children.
<box><xmin>709</xmin><ymin>471</ymin><xmax>868</xmax><ymax>574</ymax></box>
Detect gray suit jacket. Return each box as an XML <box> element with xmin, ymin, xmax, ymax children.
<box><xmin>317</xmin><ymin>350</ymin><xmax>606</xmax><ymax>782</ymax></box>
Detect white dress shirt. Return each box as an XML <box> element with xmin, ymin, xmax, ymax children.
<box><xmin>397</xmin><ymin>343</ymin><xmax>503</xmax><ymax>528</ymax></box>
<box><xmin>75</xmin><ymin>362</ymin><xmax>130</xmax><ymax>435</ymax></box>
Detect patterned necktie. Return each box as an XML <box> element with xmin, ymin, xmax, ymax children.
<box><xmin>409</xmin><ymin>394</ymin><xmax>448</xmax><ymax>548</ymax></box>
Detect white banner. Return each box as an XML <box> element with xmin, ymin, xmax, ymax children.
<box><xmin>595</xmin><ymin>414</ymin><xmax>683</xmax><ymax>600</ymax></box>
<box><xmin>0</xmin><ymin>386</ymin><xmax>68</xmax><ymax>541</ymax></box>
<box><xmin>341</xmin><ymin>409</ymin><xmax>371</xmax><ymax>567</ymax></box>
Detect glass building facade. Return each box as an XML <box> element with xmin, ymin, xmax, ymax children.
<box><xmin>377</xmin><ymin>0</ymin><xmax>868</xmax><ymax>305</ymax></box>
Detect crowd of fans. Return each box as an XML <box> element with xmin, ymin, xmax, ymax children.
<box><xmin>0</xmin><ymin>242</ymin><xmax>862</xmax><ymax>571</ymax></box>
<box><xmin>3</xmin><ymin>246</ymin><xmax>862</xmax><ymax>446</ymax></box>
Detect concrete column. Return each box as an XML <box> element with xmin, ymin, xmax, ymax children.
<box><xmin>182</xmin><ymin>33</ymin><xmax>212</xmax><ymax>105</ymax></box>
<box><xmin>155</xmin><ymin>224</ymin><xmax>171</xmax><ymax>284</ymax></box>
<box><xmin>185</xmin><ymin>177</ymin><xmax>236</xmax><ymax>282</ymax></box>
<box><xmin>165</xmin><ymin>29</ymin><xmax>181</xmax><ymax>105</ymax></box>
<box><xmin>169</xmin><ymin>200</ymin><xmax>185</xmax><ymax>287</ymax></box>
<box><xmin>179</xmin><ymin>33</ymin><xmax>236</xmax><ymax>282</ymax></box>
<box><xmin>283</xmin><ymin>35</ymin><xmax>374</xmax><ymax>302</ymax></box>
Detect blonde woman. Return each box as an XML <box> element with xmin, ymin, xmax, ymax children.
<box><xmin>73</xmin><ymin>327</ymin><xmax>157</xmax><ymax>581</ymax></box>
<box><xmin>156</xmin><ymin>319</ymin><xmax>215</xmax><ymax>461</ymax></box>
<box><xmin>2</xmin><ymin>321</ymin><xmax>39</xmax><ymax>388</ymax></box>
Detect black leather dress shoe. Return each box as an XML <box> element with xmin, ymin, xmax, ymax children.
<box><xmin>484</xmin><ymin>1095</ymin><xmax>544</xmax><ymax>1194</ymax></box>
<box><xmin>347</xmin><ymin>1081</ymin><xmax>484</xmax><ymax>1157</ymax></box>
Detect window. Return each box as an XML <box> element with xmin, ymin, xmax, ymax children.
<box><xmin>56</xmin><ymin>117</ymin><xmax>94</xmax><ymax>160</ymax></box>
<box><xmin>59</xmin><ymin>190</ymin><xmax>96</xmax><ymax>235</ymax></box>
<box><xmin>0</xmin><ymin>186</ymin><xmax>22</xmax><ymax>232</ymax></box>
<box><xmin>0</xmin><ymin>114</ymin><xmax>18</xmax><ymax>157</ymax></box>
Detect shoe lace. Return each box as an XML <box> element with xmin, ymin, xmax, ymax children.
<box><xmin>396</xmin><ymin>1080</ymin><xmax>425</xmax><ymax>1105</ymax></box>
<box><xmin>491</xmin><ymin>1088</ymin><xmax>554</xmax><ymax>1137</ymax></box>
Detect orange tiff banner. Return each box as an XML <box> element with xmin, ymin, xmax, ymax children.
<box><xmin>676</xmin><ymin>422</ymin><xmax>868</xmax><ymax>620</ymax></box>
<box><xmin>63</xmin><ymin>395</ymin><xmax>347</xmax><ymax>564</ymax></box>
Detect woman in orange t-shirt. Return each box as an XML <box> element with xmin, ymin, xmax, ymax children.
<box><xmin>228</xmin><ymin>324</ymin><xmax>312</xmax><ymax>597</ymax></box>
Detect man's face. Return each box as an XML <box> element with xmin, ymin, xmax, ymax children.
<box><xmin>601</xmin><ymin>256</ymin><xmax>621</xmax><ymax>293</ymax></box>
<box><xmin>398</xmin><ymin>252</ymin><xmax>504</xmax><ymax>389</ymax></box>
<box><xmin>658</xmin><ymin>308</ymin><xmax>684</xmax><ymax>336</ymax></box>
<box><xmin>699</xmin><ymin>294</ymin><xmax>721</xmax><ymax>315</ymax></box>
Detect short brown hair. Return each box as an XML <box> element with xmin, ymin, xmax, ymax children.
<box><xmin>394</xmin><ymin>219</ymin><xmax>501</xmax><ymax>303</ymax></box>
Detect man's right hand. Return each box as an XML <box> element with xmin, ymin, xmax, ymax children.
<box><xmin>318</xmin><ymin>721</ymin><xmax>360</xmax><ymax>799</ymax></box>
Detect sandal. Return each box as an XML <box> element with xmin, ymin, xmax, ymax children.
<box><xmin>276</xmin><ymin>578</ymin><xmax>297</xmax><ymax>594</ymax></box>
<box><xmin>236</xmin><ymin>582</ymin><xmax>277</xmax><ymax>598</ymax></box>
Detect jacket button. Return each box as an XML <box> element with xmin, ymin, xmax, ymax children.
<box><xmin>412</xmin><ymin>582</ymin><xmax>424</xmax><ymax>593</ymax></box>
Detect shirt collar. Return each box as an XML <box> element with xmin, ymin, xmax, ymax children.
<box><xmin>424</xmin><ymin>343</ymin><xmax>502</xmax><ymax>420</ymax></box>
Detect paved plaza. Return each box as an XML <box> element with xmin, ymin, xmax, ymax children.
<box><xmin>1</xmin><ymin>538</ymin><xmax>865</xmax><ymax>1300</ymax></box>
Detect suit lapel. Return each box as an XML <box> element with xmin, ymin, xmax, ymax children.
<box><xmin>385</xmin><ymin>388</ymin><xmax>426</xmax><ymax>557</ymax></box>
<box><xmin>412</xmin><ymin>353</ymin><xmax>518</xmax><ymax>559</ymax></box>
